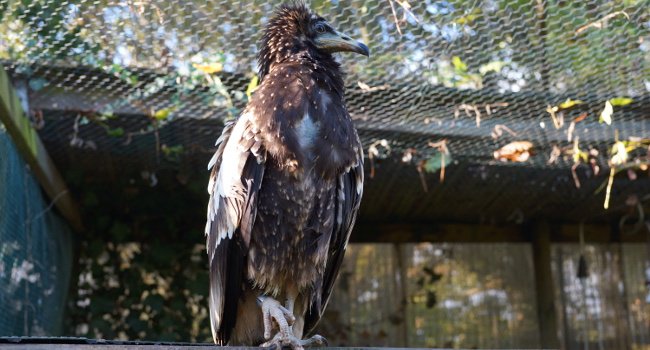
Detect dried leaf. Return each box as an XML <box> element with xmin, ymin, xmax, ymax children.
<box><xmin>575</xmin><ymin>11</ymin><xmax>630</xmax><ymax>35</ymax></box>
<box><xmin>609</xmin><ymin>97</ymin><xmax>633</xmax><ymax>106</ymax></box>
<box><xmin>491</xmin><ymin>124</ymin><xmax>517</xmax><ymax>140</ymax></box>
<box><xmin>416</xmin><ymin>160</ymin><xmax>428</xmax><ymax>192</ymax></box>
<box><xmin>558</xmin><ymin>98</ymin><xmax>583</xmax><ymax>110</ymax></box>
<box><xmin>627</xmin><ymin>168</ymin><xmax>637</xmax><ymax>181</ymax></box>
<box><xmin>546</xmin><ymin>105</ymin><xmax>564</xmax><ymax>129</ymax></box>
<box><xmin>451</xmin><ymin>56</ymin><xmax>467</xmax><ymax>72</ymax></box>
<box><xmin>402</xmin><ymin>148</ymin><xmax>416</xmax><ymax>163</ymax></box>
<box><xmin>479</xmin><ymin>61</ymin><xmax>507</xmax><ymax>75</ymax></box>
<box><xmin>493</xmin><ymin>141</ymin><xmax>533</xmax><ymax>162</ymax></box>
<box><xmin>604</xmin><ymin>166</ymin><xmax>615</xmax><ymax>209</ymax></box>
<box><xmin>599</xmin><ymin>101</ymin><xmax>613</xmax><ymax>125</ymax></box>
<box><xmin>193</xmin><ymin>62</ymin><xmax>223</xmax><ymax>74</ymax></box>
<box><xmin>590</xmin><ymin>158</ymin><xmax>600</xmax><ymax>176</ymax></box>
<box><xmin>573</xmin><ymin>112</ymin><xmax>588</xmax><ymax>123</ymax></box>
<box><xmin>571</xmin><ymin>163</ymin><xmax>581</xmax><ymax>189</ymax></box>
<box><xmin>610</xmin><ymin>140</ymin><xmax>628</xmax><ymax>165</ymax></box>
<box><xmin>153</xmin><ymin>107</ymin><xmax>174</xmax><ymax>121</ymax></box>
<box><xmin>567</xmin><ymin>121</ymin><xmax>575</xmax><ymax>142</ymax></box>
<box><xmin>455</xmin><ymin>10</ymin><xmax>480</xmax><ymax>26</ymax></box>
<box><xmin>246</xmin><ymin>75</ymin><xmax>259</xmax><ymax>101</ymax></box>
<box><xmin>572</xmin><ymin>137</ymin><xmax>587</xmax><ymax>164</ymax></box>
<box><xmin>548</xmin><ymin>145</ymin><xmax>561</xmax><ymax>165</ymax></box>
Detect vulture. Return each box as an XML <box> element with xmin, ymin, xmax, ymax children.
<box><xmin>204</xmin><ymin>1</ymin><xmax>368</xmax><ymax>348</ymax></box>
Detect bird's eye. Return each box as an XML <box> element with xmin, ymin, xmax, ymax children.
<box><xmin>315</xmin><ymin>23</ymin><xmax>326</xmax><ymax>34</ymax></box>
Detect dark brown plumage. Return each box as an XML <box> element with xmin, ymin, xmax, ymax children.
<box><xmin>205</xmin><ymin>2</ymin><xmax>367</xmax><ymax>347</ymax></box>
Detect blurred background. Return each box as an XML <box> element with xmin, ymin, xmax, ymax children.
<box><xmin>0</xmin><ymin>0</ymin><xmax>649</xmax><ymax>349</ymax></box>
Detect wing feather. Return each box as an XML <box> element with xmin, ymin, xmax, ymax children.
<box><xmin>206</xmin><ymin>113</ymin><xmax>266</xmax><ymax>344</ymax></box>
<box><xmin>304</xmin><ymin>144</ymin><xmax>364</xmax><ymax>334</ymax></box>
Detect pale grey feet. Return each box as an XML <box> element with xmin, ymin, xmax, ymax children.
<box><xmin>258</xmin><ymin>296</ymin><xmax>328</xmax><ymax>349</ymax></box>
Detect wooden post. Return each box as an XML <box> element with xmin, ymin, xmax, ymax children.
<box><xmin>393</xmin><ymin>243</ymin><xmax>409</xmax><ymax>347</ymax></box>
<box><xmin>0</xmin><ymin>66</ymin><xmax>83</xmax><ymax>231</ymax></box>
<box><xmin>531</xmin><ymin>221</ymin><xmax>560</xmax><ymax>349</ymax></box>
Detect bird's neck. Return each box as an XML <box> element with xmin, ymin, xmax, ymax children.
<box><xmin>306</xmin><ymin>51</ymin><xmax>345</xmax><ymax>98</ymax></box>
<box><xmin>259</xmin><ymin>44</ymin><xmax>345</xmax><ymax>97</ymax></box>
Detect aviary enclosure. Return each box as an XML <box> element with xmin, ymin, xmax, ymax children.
<box><xmin>0</xmin><ymin>0</ymin><xmax>649</xmax><ymax>349</ymax></box>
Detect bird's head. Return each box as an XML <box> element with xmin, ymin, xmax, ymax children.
<box><xmin>258</xmin><ymin>1</ymin><xmax>369</xmax><ymax>80</ymax></box>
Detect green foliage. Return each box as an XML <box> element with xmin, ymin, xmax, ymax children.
<box><xmin>246</xmin><ymin>75</ymin><xmax>259</xmax><ymax>101</ymax></box>
<box><xmin>423</xmin><ymin>152</ymin><xmax>452</xmax><ymax>174</ymax></box>
<box><xmin>28</xmin><ymin>78</ymin><xmax>48</xmax><ymax>91</ymax></box>
<box><xmin>609</xmin><ymin>97</ymin><xmax>633</xmax><ymax>106</ymax></box>
<box><xmin>65</xmin><ymin>169</ymin><xmax>213</xmax><ymax>342</ymax></box>
<box><xmin>106</xmin><ymin>127</ymin><xmax>125</xmax><ymax>138</ymax></box>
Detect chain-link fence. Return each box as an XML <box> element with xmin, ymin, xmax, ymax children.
<box><xmin>1</xmin><ymin>0</ymin><xmax>649</xmax><ymax>222</ymax></box>
<box><xmin>0</xmin><ymin>127</ymin><xmax>73</xmax><ymax>336</ymax></box>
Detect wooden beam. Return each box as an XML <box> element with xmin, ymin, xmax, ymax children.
<box><xmin>351</xmin><ymin>223</ymin><xmax>525</xmax><ymax>243</ymax></box>
<box><xmin>0</xmin><ymin>66</ymin><xmax>83</xmax><ymax>231</ymax></box>
<box><xmin>351</xmin><ymin>222</ymin><xmax>648</xmax><ymax>243</ymax></box>
<box><xmin>530</xmin><ymin>222</ymin><xmax>560</xmax><ymax>349</ymax></box>
<box><xmin>0</xmin><ymin>345</ymin><xmax>224</xmax><ymax>350</ymax></box>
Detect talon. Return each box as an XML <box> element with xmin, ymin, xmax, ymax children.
<box><xmin>300</xmin><ymin>334</ymin><xmax>328</xmax><ymax>348</ymax></box>
<box><xmin>258</xmin><ymin>296</ymin><xmax>325</xmax><ymax>349</ymax></box>
<box><xmin>260</xmin><ymin>296</ymin><xmax>296</xmax><ymax>340</ymax></box>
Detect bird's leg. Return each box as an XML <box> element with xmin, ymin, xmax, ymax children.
<box><xmin>257</xmin><ymin>295</ymin><xmax>296</xmax><ymax>340</ymax></box>
<box><xmin>258</xmin><ymin>288</ymin><xmax>327</xmax><ymax>350</ymax></box>
<box><xmin>261</xmin><ymin>332</ymin><xmax>328</xmax><ymax>350</ymax></box>
<box><xmin>282</xmin><ymin>286</ymin><xmax>328</xmax><ymax>348</ymax></box>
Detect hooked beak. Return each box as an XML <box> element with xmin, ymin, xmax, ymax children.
<box><xmin>314</xmin><ymin>30</ymin><xmax>369</xmax><ymax>57</ymax></box>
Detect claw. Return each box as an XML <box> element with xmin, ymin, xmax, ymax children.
<box><xmin>261</xmin><ymin>333</ymin><xmax>328</xmax><ymax>349</ymax></box>
<box><xmin>302</xmin><ymin>334</ymin><xmax>328</xmax><ymax>347</ymax></box>
<box><xmin>260</xmin><ymin>296</ymin><xmax>296</xmax><ymax>340</ymax></box>
<box><xmin>258</xmin><ymin>295</ymin><xmax>326</xmax><ymax>349</ymax></box>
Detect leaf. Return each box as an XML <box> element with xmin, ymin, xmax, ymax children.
<box><xmin>425</xmin><ymin>290</ymin><xmax>437</xmax><ymax>309</ymax></box>
<box><xmin>451</xmin><ymin>56</ymin><xmax>467</xmax><ymax>72</ymax></box>
<box><xmin>423</xmin><ymin>152</ymin><xmax>452</xmax><ymax>173</ymax></box>
<box><xmin>162</xmin><ymin>144</ymin><xmax>184</xmax><ymax>156</ymax></box>
<box><xmin>89</xmin><ymin>296</ymin><xmax>114</xmax><ymax>314</ymax></box>
<box><xmin>572</xmin><ymin>138</ymin><xmax>587</xmax><ymax>163</ymax></box>
<box><xmin>573</xmin><ymin>112</ymin><xmax>588</xmax><ymax>123</ymax></box>
<box><xmin>611</xmin><ymin>140</ymin><xmax>628</xmax><ymax>165</ymax></box>
<box><xmin>493</xmin><ymin>141</ymin><xmax>534</xmax><ymax>162</ymax></box>
<box><xmin>99</xmin><ymin>107</ymin><xmax>115</xmax><ymax>120</ymax></box>
<box><xmin>455</xmin><ymin>8</ymin><xmax>481</xmax><ymax>25</ymax></box>
<box><xmin>558</xmin><ymin>98</ymin><xmax>583</xmax><ymax>110</ymax></box>
<box><xmin>193</xmin><ymin>62</ymin><xmax>223</xmax><ymax>74</ymax></box>
<box><xmin>599</xmin><ymin>101</ymin><xmax>613</xmax><ymax>125</ymax></box>
<box><xmin>109</xmin><ymin>63</ymin><xmax>123</xmax><ymax>74</ymax></box>
<box><xmin>109</xmin><ymin>221</ymin><xmax>130</xmax><ymax>241</ymax></box>
<box><xmin>153</xmin><ymin>107</ymin><xmax>174</xmax><ymax>121</ymax></box>
<box><xmin>161</xmin><ymin>144</ymin><xmax>184</xmax><ymax>161</ymax></box>
<box><xmin>246</xmin><ymin>75</ymin><xmax>259</xmax><ymax>101</ymax></box>
<box><xmin>144</xmin><ymin>294</ymin><xmax>165</xmax><ymax>312</ymax></box>
<box><xmin>609</xmin><ymin>97</ymin><xmax>633</xmax><ymax>106</ymax></box>
<box><xmin>28</xmin><ymin>78</ymin><xmax>48</xmax><ymax>91</ymax></box>
<box><xmin>106</xmin><ymin>127</ymin><xmax>124</xmax><ymax>137</ymax></box>
<box><xmin>479</xmin><ymin>61</ymin><xmax>506</xmax><ymax>75</ymax></box>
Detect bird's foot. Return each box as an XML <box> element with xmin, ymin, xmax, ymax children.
<box><xmin>261</xmin><ymin>333</ymin><xmax>328</xmax><ymax>350</ymax></box>
<box><xmin>259</xmin><ymin>296</ymin><xmax>296</xmax><ymax>340</ymax></box>
<box><xmin>300</xmin><ymin>334</ymin><xmax>328</xmax><ymax>348</ymax></box>
<box><xmin>257</xmin><ymin>296</ymin><xmax>327</xmax><ymax>349</ymax></box>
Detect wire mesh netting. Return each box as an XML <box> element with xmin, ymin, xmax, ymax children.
<box><xmin>322</xmin><ymin>243</ymin><xmax>650</xmax><ymax>349</ymax></box>
<box><xmin>0</xmin><ymin>126</ymin><xmax>74</xmax><ymax>336</ymax></box>
<box><xmin>551</xmin><ymin>243</ymin><xmax>650</xmax><ymax>350</ymax></box>
<box><xmin>0</xmin><ymin>0</ymin><xmax>649</xmax><ymax>223</ymax></box>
